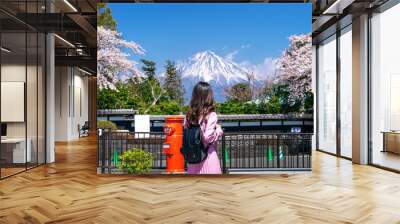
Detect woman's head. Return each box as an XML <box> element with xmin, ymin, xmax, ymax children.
<box><xmin>187</xmin><ymin>81</ymin><xmax>215</xmax><ymax>125</ymax></box>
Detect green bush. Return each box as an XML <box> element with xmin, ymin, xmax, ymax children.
<box><xmin>217</xmin><ymin>100</ymin><xmax>245</xmax><ymax>114</ymax></box>
<box><xmin>117</xmin><ymin>149</ymin><xmax>153</xmax><ymax>174</ymax></box>
<box><xmin>97</xmin><ymin>120</ymin><xmax>117</xmax><ymax>130</ymax></box>
<box><xmin>146</xmin><ymin>100</ymin><xmax>183</xmax><ymax>115</ymax></box>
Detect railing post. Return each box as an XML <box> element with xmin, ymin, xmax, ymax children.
<box><xmin>308</xmin><ymin>135</ymin><xmax>312</xmax><ymax>169</ymax></box>
<box><xmin>222</xmin><ymin>134</ymin><xmax>226</xmax><ymax>174</ymax></box>
<box><xmin>97</xmin><ymin>128</ymin><xmax>100</xmax><ymax>173</ymax></box>
<box><xmin>101</xmin><ymin>129</ymin><xmax>106</xmax><ymax>174</ymax></box>
<box><xmin>108</xmin><ymin>129</ymin><xmax>112</xmax><ymax>174</ymax></box>
<box><xmin>276</xmin><ymin>135</ymin><xmax>280</xmax><ymax>169</ymax></box>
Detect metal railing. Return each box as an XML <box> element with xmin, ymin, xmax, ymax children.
<box><xmin>219</xmin><ymin>133</ymin><xmax>312</xmax><ymax>172</ymax></box>
<box><xmin>98</xmin><ymin>130</ymin><xmax>312</xmax><ymax>174</ymax></box>
<box><xmin>97</xmin><ymin>130</ymin><xmax>166</xmax><ymax>174</ymax></box>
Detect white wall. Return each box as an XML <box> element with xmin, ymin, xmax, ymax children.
<box><xmin>55</xmin><ymin>66</ymin><xmax>69</xmax><ymax>141</ymax></box>
<box><xmin>1</xmin><ymin>65</ymin><xmax>26</xmax><ymax>138</ymax></box>
<box><xmin>54</xmin><ymin>67</ymin><xmax>89</xmax><ymax>141</ymax></box>
<box><xmin>1</xmin><ymin>63</ymin><xmax>46</xmax><ymax>164</ymax></box>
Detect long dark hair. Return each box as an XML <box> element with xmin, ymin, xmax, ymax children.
<box><xmin>186</xmin><ymin>81</ymin><xmax>215</xmax><ymax>126</ymax></box>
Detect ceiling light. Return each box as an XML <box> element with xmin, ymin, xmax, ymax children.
<box><xmin>323</xmin><ymin>0</ymin><xmax>341</xmax><ymax>15</ymax></box>
<box><xmin>322</xmin><ymin>0</ymin><xmax>355</xmax><ymax>15</ymax></box>
<box><xmin>63</xmin><ymin>0</ymin><xmax>78</xmax><ymax>12</ymax></box>
<box><xmin>54</xmin><ymin>34</ymin><xmax>75</xmax><ymax>48</ymax></box>
<box><xmin>78</xmin><ymin>68</ymin><xmax>92</xmax><ymax>76</ymax></box>
<box><xmin>1</xmin><ymin>47</ymin><xmax>11</xmax><ymax>53</ymax></box>
<box><xmin>76</xmin><ymin>48</ymin><xmax>84</xmax><ymax>55</ymax></box>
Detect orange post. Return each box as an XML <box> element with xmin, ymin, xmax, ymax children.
<box><xmin>162</xmin><ymin>115</ymin><xmax>185</xmax><ymax>173</ymax></box>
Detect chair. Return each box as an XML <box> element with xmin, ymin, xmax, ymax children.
<box><xmin>79</xmin><ymin>121</ymin><xmax>90</xmax><ymax>138</ymax></box>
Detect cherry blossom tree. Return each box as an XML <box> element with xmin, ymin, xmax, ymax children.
<box><xmin>97</xmin><ymin>26</ymin><xmax>145</xmax><ymax>89</ymax></box>
<box><xmin>275</xmin><ymin>34</ymin><xmax>312</xmax><ymax>108</ymax></box>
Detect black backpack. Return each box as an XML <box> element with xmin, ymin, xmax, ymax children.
<box><xmin>180</xmin><ymin>124</ymin><xmax>211</xmax><ymax>164</ymax></box>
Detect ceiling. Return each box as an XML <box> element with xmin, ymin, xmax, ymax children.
<box><xmin>1</xmin><ymin>0</ymin><xmax>395</xmax><ymax>73</ymax></box>
<box><xmin>99</xmin><ymin>0</ymin><xmax>308</xmax><ymax>2</ymax></box>
<box><xmin>311</xmin><ymin>0</ymin><xmax>391</xmax><ymax>43</ymax></box>
<box><xmin>99</xmin><ymin>0</ymin><xmax>388</xmax><ymax>41</ymax></box>
<box><xmin>0</xmin><ymin>0</ymin><xmax>97</xmax><ymax>74</ymax></box>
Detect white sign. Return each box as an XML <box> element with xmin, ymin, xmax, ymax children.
<box><xmin>134</xmin><ymin>115</ymin><xmax>150</xmax><ymax>138</ymax></box>
<box><xmin>1</xmin><ymin>82</ymin><xmax>25</xmax><ymax>122</ymax></box>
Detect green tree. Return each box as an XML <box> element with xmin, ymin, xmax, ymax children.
<box><xmin>217</xmin><ymin>100</ymin><xmax>246</xmax><ymax>114</ymax></box>
<box><xmin>97</xmin><ymin>3</ymin><xmax>117</xmax><ymax>30</ymax></box>
<box><xmin>163</xmin><ymin>60</ymin><xmax>184</xmax><ymax>107</ymax></box>
<box><xmin>303</xmin><ymin>91</ymin><xmax>314</xmax><ymax>113</ymax></box>
<box><xmin>265</xmin><ymin>95</ymin><xmax>281</xmax><ymax>114</ymax></box>
<box><xmin>152</xmin><ymin>101</ymin><xmax>181</xmax><ymax>115</ymax></box>
<box><xmin>243</xmin><ymin>102</ymin><xmax>258</xmax><ymax>114</ymax></box>
<box><xmin>260</xmin><ymin>83</ymin><xmax>301</xmax><ymax>114</ymax></box>
<box><xmin>225</xmin><ymin>83</ymin><xmax>252</xmax><ymax>102</ymax></box>
<box><xmin>141</xmin><ymin>59</ymin><xmax>157</xmax><ymax>81</ymax></box>
<box><xmin>97</xmin><ymin>82</ymin><xmax>141</xmax><ymax>110</ymax></box>
<box><xmin>97</xmin><ymin>88</ymin><xmax>120</xmax><ymax>109</ymax></box>
<box><xmin>138</xmin><ymin>60</ymin><xmax>166</xmax><ymax>113</ymax></box>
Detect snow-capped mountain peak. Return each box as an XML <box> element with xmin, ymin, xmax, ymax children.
<box><xmin>178</xmin><ymin>50</ymin><xmax>249</xmax><ymax>84</ymax></box>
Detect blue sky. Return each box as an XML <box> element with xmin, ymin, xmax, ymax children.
<box><xmin>109</xmin><ymin>3</ymin><xmax>311</xmax><ymax>72</ymax></box>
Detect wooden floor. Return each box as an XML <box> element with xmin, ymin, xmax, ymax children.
<box><xmin>372</xmin><ymin>150</ymin><xmax>400</xmax><ymax>171</ymax></box>
<box><xmin>1</xmin><ymin>167</ymin><xmax>26</xmax><ymax>178</ymax></box>
<box><xmin>1</xmin><ymin>136</ymin><xmax>400</xmax><ymax>224</ymax></box>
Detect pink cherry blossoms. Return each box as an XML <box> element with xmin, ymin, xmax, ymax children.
<box><xmin>275</xmin><ymin>34</ymin><xmax>312</xmax><ymax>106</ymax></box>
<box><xmin>97</xmin><ymin>26</ymin><xmax>145</xmax><ymax>89</ymax></box>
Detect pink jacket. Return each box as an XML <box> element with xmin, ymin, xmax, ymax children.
<box><xmin>184</xmin><ymin>112</ymin><xmax>224</xmax><ymax>147</ymax></box>
<box><xmin>185</xmin><ymin>112</ymin><xmax>223</xmax><ymax>174</ymax></box>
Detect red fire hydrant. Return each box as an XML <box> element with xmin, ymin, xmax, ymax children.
<box><xmin>163</xmin><ymin>115</ymin><xmax>185</xmax><ymax>173</ymax></box>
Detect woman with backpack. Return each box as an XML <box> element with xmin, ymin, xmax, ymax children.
<box><xmin>183</xmin><ymin>81</ymin><xmax>224</xmax><ymax>174</ymax></box>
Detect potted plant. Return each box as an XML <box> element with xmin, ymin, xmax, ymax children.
<box><xmin>117</xmin><ymin>149</ymin><xmax>153</xmax><ymax>175</ymax></box>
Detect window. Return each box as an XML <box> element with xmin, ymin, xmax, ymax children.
<box><xmin>339</xmin><ymin>26</ymin><xmax>352</xmax><ymax>158</ymax></box>
<box><xmin>370</xmin><ymin>3</ymin><xmax>400</xmax><ymax>171</ymax></box>
<box><xmin>317</xmin><ymin>35</ymin><xmax>337</xmax><ymax>154</ymax></box>
<box><xmin>0</xmin><ymin>1</ymin><xmax>46</xmax><ymax>179</ymax></box>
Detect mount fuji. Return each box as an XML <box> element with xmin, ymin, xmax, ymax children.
<box><xmin>177</xmin><ymin>50</ymin><xmax>251</xmax><ymax>102</ymax></box>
